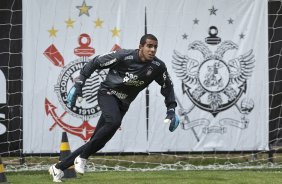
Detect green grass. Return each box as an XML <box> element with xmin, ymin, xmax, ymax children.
<box><xmin>5</xmin><ymin>169</ymin><xmax>282</xmax><ymax>184</ymax></box>
<box><xmin>2</xmin><ymin>153</ymin><xmax>282</xmax><ymax>183</ymax></box>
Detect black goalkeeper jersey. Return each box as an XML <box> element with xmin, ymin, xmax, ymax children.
<box><xmin>80</xmin><ymin>49</ymin><xmax>177</xmax><ymax>109</ymax></box>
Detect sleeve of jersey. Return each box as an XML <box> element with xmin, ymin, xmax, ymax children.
<box><xmin>80</xmin><ymin>51</ymin><xmax>122</xmax><ymax>78</ymax></box>
<box><xmin>155</xmin><ymin>67</ymin><xmax>177</xmax><ymax>110</ymax></box>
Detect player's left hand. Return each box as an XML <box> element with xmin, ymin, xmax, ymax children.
<box><xmin>67</xmin><ymin>78</ymin><xmax>84</xmax><ymax>108</ymax></box>
<box><xmin>164</xmin><ymin>108</ymin><xmax>180</xmax><ymax>132</ymax></box>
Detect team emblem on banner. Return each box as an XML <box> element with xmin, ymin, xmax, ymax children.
<box><xmin>41</xmin><ymin>0</ymin><xmax>122</xmax><ymax>141</ymax></box>
<box><xmin>172</xmin><ymin>27</ymin><xmax>256</xmax><ymax>138</ymax></box>
<box><xmin>54</xmin><ymin>34</ymin><xmax>105</xmax><ymax>120</ymax></box>
<box><xmin>44</xmin><ymin>34</ymin><xmax>106</xmax><ymax>141</ymax></box>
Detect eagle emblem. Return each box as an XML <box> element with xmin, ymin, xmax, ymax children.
<box><xmin>172</xmin><ymin>40</ymin><xmax>255</xmax><ymax>116</ymax></box>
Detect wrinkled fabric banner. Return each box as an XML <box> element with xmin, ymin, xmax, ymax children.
<box><xmin>23</xmin><ymin>0</ymin><xmax>268</xmax><ymax>153</ymax></box>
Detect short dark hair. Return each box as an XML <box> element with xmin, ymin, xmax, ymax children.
<box><xmin>139</xmin><ymin>34</ymin><xmax>158</xmax><ymax>46</ymax></box>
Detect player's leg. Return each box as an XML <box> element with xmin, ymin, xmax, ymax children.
<box><xmin>71</xmin><ymin>114</ymin><xmax>107</xmax><ymax>174</ymax></box>
<box><xmin>81</xmin><ymin>89</ymin><xmax>129</xmax><ymax>157</ymax></box>
<box><xmin>54</xmin><ymin>143</ymin><xmax>86</xmax><ymax>170</ymax></box>
<box><xmin>49</xmin><ymin>142</ymin><xmax>87</xmax><ymax>182</ymax></box>
<box><xmin>49</xmin><ymin>91</ymin><xmax>112</xmax><ymax>180</ymax></box>
<box><xmin>53</xmin><ymin>107</ymin><xmax>108</xmax><ymax>173</ymax></box>
<box><xmin>49</xmin><ymin>110</ymin><xmax>109</xmax><ymax>181</ymax></box>
<box><xmin>74</xmin><ymin>89</ymin><xmax>129</xmax><ymax>173</ymax></box>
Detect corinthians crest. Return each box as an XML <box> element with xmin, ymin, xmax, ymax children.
<box><xmin>44</xmin><ymin>34</ymin><xmax>108</xmax><ymax>141</ymax></box>
<box><xmin>172</xmin><ymin>28</ymin><xmax>255</xmax><ymax>138</ymax></box>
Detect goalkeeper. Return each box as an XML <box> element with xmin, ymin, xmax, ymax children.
<box><xmin>49</xmin><ymin>34</ymin><xmax>179</xmax><ymax>182</ymax></box>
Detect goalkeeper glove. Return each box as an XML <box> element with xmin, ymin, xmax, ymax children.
<box><xmin>67</xmin><ymin>77</ymin><xmax>84</xmax><ymax>108</ymax></box>
<box><xmin>164</xmin><ymin>108</ymin><xmax>180</xmax><ymax>132</ymax></box>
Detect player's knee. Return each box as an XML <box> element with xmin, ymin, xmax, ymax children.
<box><xmin>109</xmin><ymin>121</ymin><xmax>121</xmax><ymax>130</ymax></box>
<box><xmin>103</xmin><ymin>114</ymin><xmax>121</xmax><ymax>129</ymax></box>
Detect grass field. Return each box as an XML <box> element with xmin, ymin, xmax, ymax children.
<box><xmin>2</xmin><ymin>153</ymin><xmax>282</xmax><ymax>183</ymax></box>
<box><xmin>5</xmin><ymin>169</ymin><xmax>282</xmax><ymax>184</ymax></box>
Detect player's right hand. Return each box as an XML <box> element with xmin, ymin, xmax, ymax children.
<box><xmin>67</xmin><ymin>79</ymin><xmax>84</xmax><ymax>108</ymax></box>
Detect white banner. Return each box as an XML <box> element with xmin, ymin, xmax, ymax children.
<box><xmin>23</xmin><ymin>0</ymin><xmax>268</xmax><ymax>153</ymax></box>
<box><xmin>147</xmin><ymin>0</ymin><xmax>269</xmax><ymax>151</ymax></box>
<box><xmin>23</xmin><ymin>0</ymin><xmax>147</xmax><ymax>153</ymax></box>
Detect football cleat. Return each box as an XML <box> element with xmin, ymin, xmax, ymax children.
<box><xmin>49</xmin><ymin>164</ymin><xmax>64</xmax><ymax>182</ymax></box>
<box><xmin>74</xmin><ymin>156</ymin><xmax>87</xmax><ymax>174</ymax></box>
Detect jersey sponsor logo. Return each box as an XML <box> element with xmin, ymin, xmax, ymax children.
<box><xmin>123</xmin><ymin>72</ymin><xmax>144</xmax><ymax>87</ymax></box>
<box><xmin>98</xmin><ymin>51</ymin><xmax>116</xmax><ymax>58</ymax></box>
<box><xmin>162</xmin><ymin>71</ymin><xmax>173</xmax><ymax>87</ymax></box>
<box><xmin>146</xmin><ymin>66</ymin><xmax>153</xmax><ymax>76</ymax></box>
<box><xmin>124</xmin><ymin>55</ymin><xmax>133</xmax><ymax>60</ymax></box>
<box><xmin>162</xmin><ymin>72</ymin><xmax>167</xmax><ymax>88</ymax></box>
<box><xmin>99</xmin><ymin>58</ymin><xmax>117</xmax><ymax>67</ymax></box>
<box><xmin>152</xmin><ymin>60</ymin><xmax>160</xmax><ymax>66</ymax></box>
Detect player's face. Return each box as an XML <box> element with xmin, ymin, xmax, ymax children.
<box><xmin>139</xmin><ymin>39</ymin><xmax>158</xmax><ymax>62</ymax></box>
